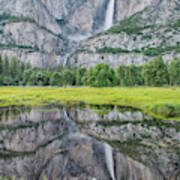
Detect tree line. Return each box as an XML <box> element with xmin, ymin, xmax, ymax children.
<box><xmin>0</xmin><ymin>54</ymin><xmax>180</xmax><ymax>87</ymax></box>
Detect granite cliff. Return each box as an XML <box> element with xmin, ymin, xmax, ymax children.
<box><xmin>70</xmin><ymin>0</ymin><xmax>180</xmax><ymax>69</ymax></box>
<box><xmin>0</xmin><ymin>0</ymin><xmax>107</xmax><ymax>67</ymax></box>
<box><xmin>1</xmin><ymin>0</ymin><xmax>175</xmax><ymax>68</ymax></box>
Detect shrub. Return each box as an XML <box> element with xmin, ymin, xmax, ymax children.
<box><xmin>143</xmin><ymin>56</ymin><xmax>169</xmax><ymax>86</ymax></box>
<box><xmin>87</xmin><ymin>63</ymin><xmax>117</xmax><ymax>87</ymax></box>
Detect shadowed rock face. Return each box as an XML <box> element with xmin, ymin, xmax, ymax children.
<box><xmin>0</xmin><ymin>106</ymin><xmax>179</xmax><ymax>180</ymax></box>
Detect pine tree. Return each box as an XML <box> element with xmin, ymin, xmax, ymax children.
<box><xmin>0</xmin><ymin>54</ymin><xmax>3</xmax><ymax>85</ymax></box>
<box><xmin>153</xmin><ymin>56</ymin><xmax>169</xmax><ymax>86</ymax></box>
<box><xmin>23</xmin><ymin>69</ymin><xmax>33</xmax><ymax>85</ymax></box>
<box><xmin>24</xmin><ymin>62</ymin><xmax>32</xmax><ymax>70</ymax></box>
<box><xmin>143</xmin><ymin>62</ymin><xmax>154</xmax><ymax>86</ymax></box>
<box><xmin>87</xmin><ymin>63</ymin><xmax>117</xmax><ymax>87</ymax></box>
<box><xmin>76</xmin><ymin>67</ymin><xmax>87</xmax><ymax>86</ymax></box>
<box><xmin>62</xmin><ymin>69</ymin><xmax>76</xmax><ymax>86</ymax></box>
<box><xmin>0</xmin><ymin>54</ymin><xmax>3</xmax><ymax>74</ymax></box>
<box><xmin>35</xmin><ymin>71</ymin><xmax>48</xmax><ymax>86</ymax></box>
<box><xmin>10</xmin><ymin>57</ymin><xmax>20</xmax><ymax>85</ymax></box>
<box><xmin>143</xmin><ymin>56</ymin><xmax>169</xmax><ymax>86</ymax></box>
<box><xmin>3</xmin><ymin>55</ymin><xmax>10</xmax><ymax>76</ymax></box>
<box><xmin>116</xmin><ymin>65</ymin><xmax>127</xmax><ymax>86</ymax></box>
<box><xmin>169</xmin><ymin>59</ymin><xmax>180</xmax><ymax>85</ymax></box>
<box><xmin>50</xmin><ymin>71</ymin><xmax>63</xmax><ymax>86</ymax></box>
<box><xmin>128</xmin><ymin>65</ymin><xmax>144</xmax><ymax>86</ymax></box>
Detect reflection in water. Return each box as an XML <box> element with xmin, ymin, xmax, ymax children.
<box><xmin>0</xmin><ymin>106</ymin><xmax>179</xmax><ymax>180</ymax></box>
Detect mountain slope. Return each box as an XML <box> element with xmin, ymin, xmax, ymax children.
<box><xmin>70</xmin><ymin>0</ymin><xmax>180</xmax><ymax>69</ymax></box>
<box><xmin>0</xmin><ymin>0</ymin><xmax>160</xmax><ymax>68</ymax></box>
<box><xmin>0</xmin><ymin>0</ymin><xmax>179</xmax><ymax>68</ymax></box>
<box><xmin>0</xmin><ymin>0</ymin><xmax>109</xmax><ymax>68</ymax></box>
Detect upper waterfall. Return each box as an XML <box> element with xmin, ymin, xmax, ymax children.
<box><xmin>104</xmin><ymin>0</ymin><xmax>115</xmax><ymax>30</ymax></box>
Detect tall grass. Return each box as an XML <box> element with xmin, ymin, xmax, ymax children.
<box><xmin>0</xmin><ymin>87</ymin><xmax>180</xmax><ymax>120</ymax></box>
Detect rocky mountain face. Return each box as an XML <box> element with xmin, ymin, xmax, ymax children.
<box><xmin>0</xmin><ymin>0</ymin><xmax>171</xmax><ymax>68</ymax></box>
<box><xmin>70</xmin><ymin>0</ymin><xmax>180</xmax><ymax>69</ymax></box>
<box><xmin>0</xmin><ymin>0</ymin><xmax>107</xmax><ymax>68</ymax></box>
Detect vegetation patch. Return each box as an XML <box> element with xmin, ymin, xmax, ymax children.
<box><xmin>0</xmin><ymin>55</ymin><xmax>180</xmax><ymax>120</ymax></box>
<box><xmin>170</xmin><ymin>19</ymin><xmax>180</xmax><ymax>30</ymax></box>
<box><xmin>107</xmin><ymin>6</ymin><xmax>179</xmax><ymax>35</ymax></box>
<box><xmin>108</xmin><ymin>24</ymin><xmax>155</xmax><ymax>35</ymax></box>
<box><xmin>0</xmin><ymin>14</ymin><xmax>35</xmax><ymax>25</ymax></box>
<box><xmin>97</xmin><ymin>119</ymin><xmax>180</xmax><ymax>131</ymax></box>
<box><xmin>105</xmin><ymin>139</ymin><xmax>155</xmax><ymax>164</ymax></box>
<box><xmin>0</xmin><ymin>43</ymin><xmax>40</xmax><ymax>51</ymax></box>
<box><xmin>97</xmin><ymin>45</ymin><xmax>180</xmax><ymax>56</ymax></box>
<box><xmin>151</xmin><ymin>103</ymin><xmax>180</xmax><ymax>118</ymax></box>
<box><xmin>0</xmin><ymin>87</ymin><xmax>180</xmax><ymax>120</ymax></box>
<box><xmin>143</xmin><ymin>45</ymin><xmax>180</xmax><ymax>56</ymax></box>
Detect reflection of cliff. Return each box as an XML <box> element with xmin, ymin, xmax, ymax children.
<box><xmin>71</xmin><ymin>107</ymin><xmax>180</xmax><ymax>179</ymax></box>
<box><xmin>0</xmin><ymin>107</ymin><xmax>179</xmax><ymax>179</ymax></box>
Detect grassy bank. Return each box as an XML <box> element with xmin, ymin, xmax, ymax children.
<box><xmin>0</xmin><ymin>87</ymin><xmax>180</xmax><ymax>120</ymax></box>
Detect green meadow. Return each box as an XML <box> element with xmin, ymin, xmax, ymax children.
<box><xmin>0</xmin><ymin>87</ymin><xmax>180</xmax><ymax>120</ymax></box>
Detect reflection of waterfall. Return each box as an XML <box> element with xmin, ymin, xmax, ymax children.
<box><xmin>104</xmin><ymin>143</ymin><xmax>116</xmax><ymax>180</ymax></box>
<box><xmin>104</xmin><ymin>0</ymin><xmax>115</xmax><ymax>30</ymax></box>
<box><xmin>63</xmin><ymin>110</ymin><xmax>79</xmax><ymax>133</ymax></box>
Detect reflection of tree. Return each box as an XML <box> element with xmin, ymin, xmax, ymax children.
<box><xmin>0</xmin><ymin>106</ymin><xmax>32</xmax><ymax>122</ymax></box>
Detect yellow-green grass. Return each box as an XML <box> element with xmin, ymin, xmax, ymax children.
<box><xmin>0</xmin><ymin>87</ymin><xmax>180</xmax><ymax>120</ymax></box>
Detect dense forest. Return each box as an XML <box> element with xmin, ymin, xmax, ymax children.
<box><xmin>0</xmin><ymin>54</ymin><xmax>180</xmax><ymax>87</ymax></box>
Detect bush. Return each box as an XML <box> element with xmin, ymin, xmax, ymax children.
<box><xmin>143</xmin><ymin>56</ymin><xmax>169</xmax><ymax>86</ymax></box>
<box><xmin>87</xmin><ymin>63</ymin><xmax>117</xmax><ymax>87</ymax></box>
<box><xmin>76</xmin><ymin>67</ymin><xmax>87</xmax><ymax>85</ymax></box>
<box><xmin>50</xmin><ymin>72</ymin><xmax>63</xmax><ymax>86</ymax></box>
<box><xmin>61</xmin><ymin>69</ymin><xmax>76</xmax><ymax>86</ymax></box>
<box><xmin>151</xmin><ymin>104</ymin><xmax>176</xmax><ymax>117</ymax></box>
<box><xmin>97</xmin><ymin>47</ymin><xmax>130</xmax><ymax>54</ymax></box>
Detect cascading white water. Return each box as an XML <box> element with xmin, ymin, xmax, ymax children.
<box><xmin>104</xmin><ymin>143</ymin><xmax>116</xmax><ymax>180</ymax></box>
<box><xmin>104</xmin><ymin>0</ymin><xmax>115</xmax><ymax>30</ymax></box>
<box><xmin>63</xmin><ymin>0</ymin><xmax>115</xmax><ymax>66</ymax></box>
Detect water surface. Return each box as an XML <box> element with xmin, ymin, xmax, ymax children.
<box><xmin>0</xmin><ymin>106</ymin><xmax>179</xmax><ymax>180</ymax></box>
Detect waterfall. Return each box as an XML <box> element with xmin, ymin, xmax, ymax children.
<box><xmin>104</xmin><ymin>143</ymin><xmax>116</xmax><ymax>180</ymax></box>
<box><xmin>63</xmin><ymin>34</ymin><xmax>91</xmax><ymax>66</ymax></box>
<box><xmin>104</xmin><ymin>0</ymin><xmax>115</xmax><ymax>30</ymax></box>
<box><xmin>63</xmin><ymin>0</ymin><xmax>115</xmax><ymax>66</ymax></box>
